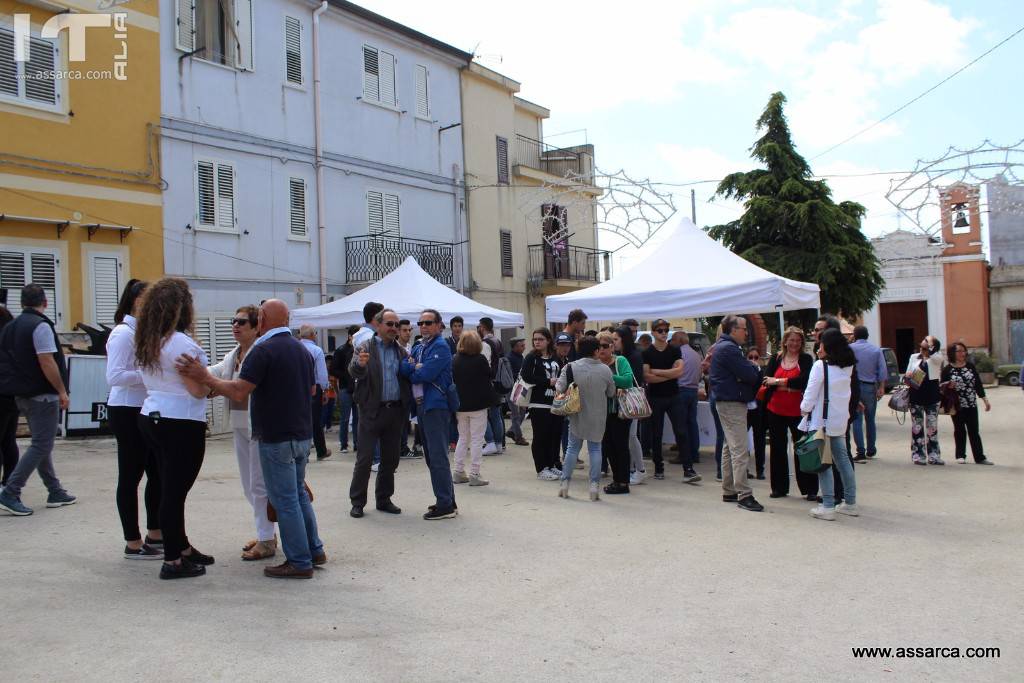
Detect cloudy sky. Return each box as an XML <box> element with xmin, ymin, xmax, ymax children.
<box><xmin>358</xmin><ymin>0</ymin><xmax>1023</xmax><ymax>267</ymax></box>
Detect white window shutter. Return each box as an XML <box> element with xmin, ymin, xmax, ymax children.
<box><xmin>24</xmin><ymin>37</ymin><xmax>56</xmax><ymax>105</ymax></box>
<box><xmin>234</xmin><ymin>0</ymin><xmax>254</xmax><ymax>71</ymax></box>
<box><xmin>362</xmin><ymin>46</ymin><xmax>378</xmax><ymax>102</ymax></box>
<box><xmin>216</xmin><ymin>163</ymin><xmax>235</xmax><ymax>229</ymax></box>
<box><xmin>90</xmin><ymin>255</ymin><xmax>121</xmax><ymax>326</ymax></box>
<box><xmin>30</xmin><ymin>253</ymin><xmax>58</xmax><ymax>321</ymax></box>
<box><xmin>414</xmin><ymin>64</ymin><xmax>429</xmax><ymax>118</ymax></box>
<box><xmin>196</xmin><ymin>161</ymin><xmax>216</xmax><ymax>226</ymax></box>
<box><xmin>383</xmin><ymin>193</ymin><xmax>400</xmax><ymax>236</ymax></box>
<box><xmin>176</xmin><ymin>0</ymin><xmax>196</xmax><ymax>52</ymax></box>
<box><xmin>284</xmin><ymin>16</ymin><xmax>301</xmax><ymax>84</ymax></box>
<box><xmin>0</xmin><ymin>29</ymin><xmax>18</xmax><ymax>97</ymax></box>
<box><xmin>367</xmin><ymin>190</ymin><xmax>384</xmax><ymax>235</ymax></box>
<box><xmin>213</xmin><ymin>316</ymin><xmax>235</xmax><ymax>362</ymax></box>
<box><xmin>0</xmin><ymin>250</ymin><xmax>60</xmax><ymax>323</ymax></box>
<box><xmin>379</xmin><ymin>50</ymin><xmax>396</xmax><ymax>106</ymax></box>
<box><xmin>0</xmin><ymin>251</ymin><xmax>27</xmax><ymax>317</ymax></box>
<box><xmin>289</xmin><ymin>177</ymin><xmax>307</xmax><ymax>237</ymax></box>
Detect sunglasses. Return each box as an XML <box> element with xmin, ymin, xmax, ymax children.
<box><xmin>748</xmin><ymin>355</ymin><xmax>760</xmax><ymax>361</ymax></box>
<box><xmin>417</xmin><ymin>320</ymin><xmax>437</xmax><ymax>326</ymax></box>
<box><xmin>654</xmin><ymin>328</ymin><xmax>669</xmax><ymax>334</ymax></box>
<box><xmin>381</xmin><ymin>321</ymin><xmax>399</xmax><ymax>328</ymax></box>
<box><xmin>599</xmin><ymin>342</ymin><xmax>613</xmax><ymax>349</ymax></box>
<box><xmin>230</xmin><ymin>318</ymin><xmax>251</xmax><ymax>327</ymax></box>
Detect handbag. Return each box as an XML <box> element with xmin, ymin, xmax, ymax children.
<box><xmin>267</xmin><ymin>482</ymin><xmax>314</xmax><ymax>523</ymax></box>
<box><xmin>617</xmin><ymin>370</ymin><xmax>652</xmax><ymax>420</ymax></box>
<box><xmin>939</xmin><ymin>384</ymin><xmax>958</xmax><ymax>416</ymax></box>
<box><xmin>755</xmin><ymin>384</ymin><xmax>768</xmax><ymax>402</ymax></box>
<box><xmin>550</xmin><ymin>364</ymin><xmax>580</xmax><ymax>417</ymax></box>
<box><xmin>888</xmin><ymin>382</ymin><xmax>910</xmax><ymax>413</ymax></box>
<box><xmin>511</xmin><ymin>376</ymin><xmax>534</xmax><ymax>408</ymax></box>
<box><xmin>795</xmin><ymin>362</ymin><xmax>834</xmax><ymax>474</ymax></box>
<box><xmin>431</xmin><ymin>381</ymin><xmax>460</xmax><ymax>412</ymax></box>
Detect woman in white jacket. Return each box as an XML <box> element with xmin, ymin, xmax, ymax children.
<box><xmin>209</xmin><ymin>305</ymin><xmax>276</xmax><ymax>560</ymax></box>
<box><xmin>799</xmin><ymin>329</ymin><xmax>858</xmax><ymax>521</ymax></box>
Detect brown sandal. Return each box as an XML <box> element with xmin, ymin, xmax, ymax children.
<box><xmin>242</xmin><ymin>539</ymin><xmax>259</xmax><ymax>552</ymax></box>
<box><xmin>241</xmin><ymin>539</ymin><xmax>277</xmax><ymax>561</ymax></box>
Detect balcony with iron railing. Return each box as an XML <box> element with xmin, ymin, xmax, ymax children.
<box><xmin>527</xmin><ymin>243</ymin><xmax>611</xmax><ymax>286</ymax></box>
<box><xmin>345</xmin><ymin>234</ymin><xmax>454</xmax><ymax>286</ymax></box>
<box><xmin>514</xmin><ymin>134</ymin><xmax>593</xmax><ymax>181</ymax></box>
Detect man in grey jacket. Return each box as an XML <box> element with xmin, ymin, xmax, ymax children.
<box><xmin>555</xmin><ymin>336</ymin><xmax>615</xmax><ymax>500</ymax></box>
<box><xmin>347</xmin><ymin>309</ymin><xmax>412</xmax><ymax>519</ymax></box>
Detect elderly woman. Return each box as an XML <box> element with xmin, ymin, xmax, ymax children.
<box><xmin>451</xmin><ymin>330</ymin><xmax>496</xmax><ymax>486</ymax></box>
<box><xmin>556</xmin><ymin>336</ymin><xmax>616</xmax><ymax>501</ymax></box>
<box><xmin>763</xmin><ymin>327</ymin><xmax>817</xmax><ymax>500</ymax></box>
<box><xmin>941</xmin><ymin>342</ymin><xmax>993</xmax><ymax>465</ymax></box>
<box><xmin>906</xmin><ymin>335</ymin><xmax>945</xmax><ymax>466</ymax></box>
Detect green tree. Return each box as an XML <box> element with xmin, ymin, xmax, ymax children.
<box><xmin>707</xmin><ymin>92</ymin><xmax>883</xmax><ymax>319</ymax></box>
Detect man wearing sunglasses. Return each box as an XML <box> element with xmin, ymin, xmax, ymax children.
<box><xmin>643</xmin><ymin>319</ymin><xmax>701</xmax><ymax>483</ymax></box>
<box><xmin>347</xmin><ymin>308</ymin><xmax>411</xmax><ymax>519</ymax></box>
<box><xmin>401</xmin><ymin>309</ymin><xmax>457</xmax><ymax>520</ymax></box>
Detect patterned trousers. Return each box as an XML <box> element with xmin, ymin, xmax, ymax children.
<box><xmin>910</xmin><ymin>404</ymin><xmax>941</xmax><ymax>463</ymax></box>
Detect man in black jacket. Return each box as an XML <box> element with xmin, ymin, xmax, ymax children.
<box><xmin>0</xmin><ymin>285</ymin><xmax>76</xmax><ymax>516</ymax></box>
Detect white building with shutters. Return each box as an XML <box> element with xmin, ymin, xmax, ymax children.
<box><xmin>159</xmin><ymin>0</ymin><xmax>471</xmax><ymax>347</ymax></box>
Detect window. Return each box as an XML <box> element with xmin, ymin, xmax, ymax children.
<box><xmin>289</xmin><ymin>177</ymin><xmax>307</xmax><ymax>238</ymax></box>
<box><xmin>284</xmin><ymin>16</ymin><xmax>301</xmax><ymax>84</ymax></box>
<box><xmin>496</xmin><ymin>136</ymin><xmax>509</xmax><ymax>184</ymax></box>
<box><xmin>362</xmin><ymin>45</ymin><xmax>396</xmax><ymax>107</ymax></box>
<box><xmin>500</xmin><ymin>230</ymin><xmax>513</xmax><ymax>277</ymax></box>
<box><xmin>88</xmin><ymin>254</ymin><xmax>122</xmax><ymax>326</ymax></box>
<box><xmin>0</xmin><ymin>248</ymin><xmax>62</xmax><ymax>325</ymax></box>
<box><xmin>194</xmin><ymin>314</ymin><xmax>235</xmax><ymax>432</ymax></box>
<box><xmin>414</xmin><ymin>64</ymin><xmax>429</xmax><ymax>118</ymax></box>
<box><xmin>0</xmin><ymin>26</ymin><xmax>59</xmax><ymax>110</ymax></box>
<box><xmin>196</xmin><ymin>160</ymin><xmax>236</xmax><ymax>231</ymax></box>
<box><xmin>177</xmin><ymin>0</ymin><xmax>253</xmax><ymax>71</ymax></box>
<box><xmin>366</xmin><ymin>190</ymin><xmax>400</xmax><ymax>236</ymax></box>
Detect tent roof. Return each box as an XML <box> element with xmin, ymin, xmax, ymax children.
<box><xmin>545</xmin><ymin>217</ymin><xmax>820</xmax><ymax>322</ymax></box>
<box><xmin>290</xmin><ymin>257</ymin><xmax>525</xmax><ymax>329</ymax></box>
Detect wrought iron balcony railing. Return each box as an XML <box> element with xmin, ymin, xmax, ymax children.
<box><xmin>345</xmin><ymin>234</ymin><xmax>454</xmax><ymax>286</ymax></box>
<box><xmin>528</xmin><ymin>244</ymin><xmax>610</xmax><ymax>283</ymax></box>
<box><xmin>514</xmin><ymin>134</ymin><xmax>592</xmax><ymax>181</ymax></box>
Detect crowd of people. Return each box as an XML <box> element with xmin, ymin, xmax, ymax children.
<box><xmin>0</xmin><ymin>281</ymin><xmax>1005</xmax><ymax>580</ymax></box>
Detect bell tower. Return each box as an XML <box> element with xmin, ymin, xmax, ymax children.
<box><xmin>939</xmin><ymin>183</ymin><xmax>990</xmax><ymax>350</ymax></box>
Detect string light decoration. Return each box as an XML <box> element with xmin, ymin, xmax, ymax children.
<box><xmin>885</xmin><ymin>138</ymin><xmax>1024</xmax><ymax>237</ymax></box>
<box><xmin>517</xmin><ymin>168</ymin><xmax>677</xmax><ymax>250</ymax></box>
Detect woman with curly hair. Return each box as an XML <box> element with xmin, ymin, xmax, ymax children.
<box><xmin>134</xmin><ymin>278</ymin><xmax>213</xmax><ymax>580</ymax></box>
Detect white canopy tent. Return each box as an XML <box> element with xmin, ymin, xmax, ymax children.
<box><xmin>545</xmin><ymin>217</ymin><xmax>820</xmax><ymax>322</ymax></box>
<box><xmin>290</xmin><ymin>257</ymin><xmax>525</xmax><ymax>329</ymax></box>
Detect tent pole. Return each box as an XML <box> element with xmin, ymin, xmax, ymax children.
<box><xmin>777</xmin><ymin>309</ymin><xmax>785</xmax><ymax>339</ymax></box>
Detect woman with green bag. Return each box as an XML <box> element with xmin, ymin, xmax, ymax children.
<box><xmin>799</xmin><ymin>329</ymin><xmax>858</xmax><ymax>522</ymax></box>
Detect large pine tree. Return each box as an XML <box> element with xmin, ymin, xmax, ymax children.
<box><xmin>707</xmin><ymin>92</ymin><xmax>883</xmax><ymax>318</ymax></box>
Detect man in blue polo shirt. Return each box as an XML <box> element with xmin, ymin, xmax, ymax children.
<box><xmin>178</xmin><ymin>299</ymin><xmax>324</xmax><ymax>579</ymax></box>
<box><xmin>850</xmin><ymin>325</ymin><xmax>887</xmax><ymax>462</ymax></box>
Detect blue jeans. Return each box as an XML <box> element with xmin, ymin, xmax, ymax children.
<box><xmin>321</xmin><ymin>398</ymin><xmax>336</xmax><ymax>430</ymax></box>
<box><xmin>484</xmin><ymin>405</ymin><xmax>504</xmax><ymax>447</ymax></box>
<box><xmin>5</xmin><ymin>398</ymin><xmax>62</xmax><ymax>498</ymax></box>
<box><xmin>560</xmin><ymin>431</ymin><xmax>602</xmax><ymax>484</ymax></box>
<box><xmin>561</xmin><ymin>419</ymin><xmax>569</xmax><ymax>456</ymax></box>
<box><xmin>709</xmin><ymin>396</ymin><xmax>725</xmax><ymax>477</ymax></box>
<box><xmin>850</xmin><ymin>381</ymin><xmax>878</xmax><ymax>457</ymax></box>
<box><xmin>418</xmin><ymin>407</ymin><xmax>455</xmax><ymax>510</ymax></box>
<box><xmin>678</xmin><ymin>388</ymin><xmax>701</xmax><ymax>465</ymax></box>
<box><xmin>337</xmin><ymin>389</ymin><xmax>354</xmax><ymax>449</ymax></box>
<box><xmin>258</xmin><ymin>439</ymin><xmax>323</xmax><ymax>570</ymax></box>
<box><xmin>818</xmin><ymin>435</ymin><xmax>857</xmax><ymax>508</ymax></box>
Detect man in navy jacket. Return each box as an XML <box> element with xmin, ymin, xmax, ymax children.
<box><xmin>709</xmin><ymin>315</ymin><xmax>764</xmax><ymax>512</ymax></box>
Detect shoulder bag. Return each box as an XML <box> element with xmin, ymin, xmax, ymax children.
<box><xmin>617</xmin><ymin>361</ymin><xmax>652</xmax><ymax>420</ymax></box>
<box><xmin>550</xmin><ymin>364</ymin><xmax>581</xmax><ymax>417</ymax></box>
<box><xmin>795</xmin><ymin>362</ymin><xmax>834</xmax><ymax>474</ymax></box>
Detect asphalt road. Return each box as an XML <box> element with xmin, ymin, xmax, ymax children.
<box><xmin>1</xmin><ymin>387</ymin><xmax>1022</xmax><ymax>681</ymax></box>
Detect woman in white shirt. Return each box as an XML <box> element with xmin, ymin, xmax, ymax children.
<box><xmin>799</xmin><ymin>328</ymin><xmax>858</xmax><ymax>521</ymax></box>
<box><xmin>134</xmin><ymin>278</ymin><xmax>212</xmax><ymax>580</ymax></box>
<box><xmin>208</xmin><ymin>304</ymin><xmax>277</xmax><ymax>561</ymax></box>
<box><xmin>105</xmin><ymin>279</ymin><xmax>164</xmax><ymax>560</ymax></box>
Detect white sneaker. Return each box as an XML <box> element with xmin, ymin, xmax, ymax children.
<box><xmin>549</xmin><ymin>467</ymin><xmax>562</xmax><ymax>477</ymax></box>
<box><xmin>468</xmin><ymin>474</ymin><xmax>489</xmax><ymax>487</ymax></box>
<box><xmin>956</xmin><ymin>457</ymin><xmax>966</xmax><ymax>464</ymax></box>
<box><xmin>629</xmin><ymin>470</ymin><xmax>646</xmax><ymax>485</ymax></box>
<box><xmin>836</xmin><ymin>502</ymin><xmax>859</xmax><ymax>517</ymax></box>
<box><xmin>809</xmin><ymin>505</ymin><xmax>836</xmax><ymax>521</ymax></box>
<box><xmin>370</xmin><ymin>462</ymin><xmax>379</xmax><ymax>472</ymax></box>
<box><xmin>589</xmin><ymin>482</ymin><xmax>600</xmax><ymax>501</ymax></box>
<box><xmin>537</xmin><ymin>468</ymin><xmax>559</xmax><ymax>481</ymax></box>
<box><xmin>482</xmin><ymin>443</ymin><xmax>499</xmax><ymax>456</ymax></box>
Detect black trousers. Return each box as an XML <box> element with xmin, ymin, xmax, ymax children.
<box><xmin>747</xmin><ymin>403</ymin><xmax>766</xmax><ymax>477</ymax></box>
<box><xmin>108</xmin><ymin>405</ymin><xmax>161</xmax><ymax>542</ymax></box>
<box><xmin>0</xmin><ymin>401</ymin><xmax>20</xmax><ymax>486</ymax></box>
<box><xmin>766</xmin><ymin>410</ymin><xmax>819</xmax><ymax>497</ymax></box>
<box><xmin>602</xmin><ymin>413</ymin><xmax>632</xmax><ymax>485</ymax></box>
<box><xmin>649</xmin><ymin>393</ymin><xmax>693</xmax><ymax>472</ymax></box>
<box><xmin>951</xmin><ymin>406</ymin><xmax>985</xmax><ymax>462</ymax></box>
<box><xmin>529</xmin><ymin>408</ymin><xmax>564</xmax><ymax>473</ymax></box>
<box><xmin>138</xmin><ymin>415</ymin><xmax>206</xmax><ymax>562</ymax></box>
<box><xmin>310</xmin><ymin>386</ymin><xmax>328</xmax><ymax>458</ymax></box>
<box><xmin>349</xmin><ymin>403</ymin><xmax>404</xmax><ymax>507</ymax></box>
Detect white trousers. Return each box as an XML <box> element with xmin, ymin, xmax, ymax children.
<box><xmin>628</xmin><ymin>419</ymin><xmax>644</xmax><ymax>472</ymax></box>
<box><xmin>233</xmin><ymin>429</ymin><xmax>275</xmax><ymax>541</ymax></box>
<box><xmin>454</xmin><ymin>409</ymin><xmax>488</xmax><ymax>475</ymax></box>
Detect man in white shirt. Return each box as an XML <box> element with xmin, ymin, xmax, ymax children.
<box><xmin>352</xmin><ymin>302</ymin><xmax>383</xmax><ymax>349</ymax></box>
<box><xmin>299</xmin><ymin>325</ymin><xmax>331</xmax><ymax>462</ymax></box>
<box><xmin>0</xmin><ymin>284</ymin><xmax>76</xmax><ymax>516</ymax></box>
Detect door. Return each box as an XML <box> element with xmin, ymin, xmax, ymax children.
<box><xmin>880</xmin><ymin>301</ymin><xmax>928</xmax><ymax>371</ymax></box>
<box><xmin>894</xmin><ymin>328</ymin><xmax>916</xmax><ymax>373</ymax></box>
<box><xmin>541</xmin><ymin>204</ymin><xmax>568</xmax><ymax>279</ymax></box>
<box><xmin>1009</xmin><ymin>313</ymin><xmax>1024</xmax><ymax>364</ymax></box>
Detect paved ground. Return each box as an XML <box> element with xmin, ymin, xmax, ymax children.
<box><xmin>2</xmin><ymin>387</ymin><xmax>1022</xmax><ymax>681</ymax></box>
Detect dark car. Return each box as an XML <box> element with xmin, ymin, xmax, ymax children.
<box><xmin>881</xmin><ymin>347</ymin><xmax>900</xmax><ymax>392</ymax></box>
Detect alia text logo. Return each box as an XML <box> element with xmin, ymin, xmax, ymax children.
<box><xmin>14</xmin><ymin>12</ymin><xmax>128</xmax><ymax>81</ymax></box>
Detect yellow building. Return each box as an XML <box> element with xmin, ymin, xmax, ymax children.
<box><xmin>460</xmin><ymin>62</ymin><xmax>606</xmax><ymax>335</ymax></box>
<box><xmin>0</xmin><ymin>0</ymin><xmax>161</xmax><ymax>332</ymax></box>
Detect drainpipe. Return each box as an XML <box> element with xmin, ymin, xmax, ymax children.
<box><xmin>313</xmin><ymin>1</ymin><xmax>329</xmax><ymax>305</ymax></box>
<box><xmin>457</xmin><ymin>65</ymin><xmax>473</xmax><ymax>295</ymax></box>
